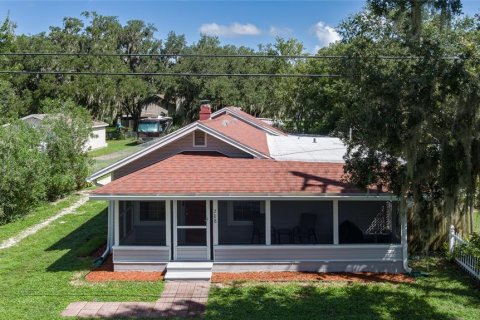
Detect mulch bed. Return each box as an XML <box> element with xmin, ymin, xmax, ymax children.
<box><xmin>84</xmin><ymin>255</ymin><xmax>164</xmax><ymax>282</ymax></box>
<box><xmin>211</xmin><ymin>271</ymin><xmax>414</xmax><ymax>284</ymax></box>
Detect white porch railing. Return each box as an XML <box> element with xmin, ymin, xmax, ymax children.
<box><xmin>449</xmin><ymin>225</ymin><xmax>480</xmax><ymax>281</ymax></box>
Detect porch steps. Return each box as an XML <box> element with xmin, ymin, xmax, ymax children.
<box><xmin>164</xmin><ymin>262</ymin><xmax>213</xmax><ymax>281</ymax></box>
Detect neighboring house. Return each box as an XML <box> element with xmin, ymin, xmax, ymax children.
<box><xmin>121</xmin><ymin>101</ymin><xmax>169</xmax><ymax>129</ymax></box>
<box><xmin>20</xmin><ymin>114</ymin><xmax>108</xmax><ymax>151</ymax></box>
<box><xmin>89</xmin><ymin>121</ymin><xmax>108</xmax><ymax>150</ymax></box>
<box><xmin>87</xmin><ymin>103</ymin><xmax>409</xmax><ymax>277</ymax></box>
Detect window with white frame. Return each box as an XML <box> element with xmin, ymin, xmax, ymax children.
<box><xmin>218</xmin><ymin>200</ymin><xmax>266</xmax><ymax>245</ymax></box>
<box><xmin>227</xmin><ymin>201</ymin><xmax>264</xmax><ymax>226</ymax></box>
<box><xmin>193</xmin><ymin>130</ymin><xmax>207</xmax><ymax>147</ymax></box>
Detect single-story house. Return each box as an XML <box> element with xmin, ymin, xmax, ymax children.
<box><xmin>20</xmin><ymin>114</ymin><xmax>108</xmax><ymax>151</ymax></box>
<box><xmin>87</xmin><ymin>104</ymin><xmax>410</xmax><ymax>279</ymax></box>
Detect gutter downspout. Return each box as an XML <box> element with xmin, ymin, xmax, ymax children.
<box><xmin>94</xmin><ymin>200</ymin><xmax>113</xmax><ymax>267</ymax></box>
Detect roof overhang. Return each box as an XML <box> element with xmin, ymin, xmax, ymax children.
<box><xmin>89</xmin><ymin>193</ymin><xmax>398</xmax><ymax>201</ymax></box>
<box><xmin>92</xmin><ymin>122</ymin><xmax>109</xmax><ymax>128</ymax></box>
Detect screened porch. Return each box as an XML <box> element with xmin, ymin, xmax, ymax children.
<box><xmin>215</xmin><ymin>200</ymin><xmax>401</xmax><ymax>246</ymax></box>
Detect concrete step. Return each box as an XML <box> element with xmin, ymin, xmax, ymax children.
<box><xmin>165</xmin><ymin>262</ymin><xmax>213</xmax><ymax>281</ymax></box>
<box><xmin>167</xmin><ymin>262</ymin><xmax>213</xmax><ymax>272</ymax></box>
<box><xmin>164</xmin><ymin>271</ymin><xmax>212</xmax><ymax>281</ymax></box>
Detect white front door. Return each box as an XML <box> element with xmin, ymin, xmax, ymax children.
<box><xmin>173</xmin><ymin>200</ymin><xmax>210</xmax><ymax>260</ymax></box>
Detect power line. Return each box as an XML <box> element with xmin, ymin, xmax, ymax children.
<box><xmin>0</xmin><ymin>52</ymin><xmax>471</xmax><ymax>60</ymax></box>
<box><xmin>0</xmin><ymin>70</ymin><xmax>345</xmax><ymax>78</ymax></box>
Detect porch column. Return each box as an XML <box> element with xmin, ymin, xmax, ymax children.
<box><xmin>265</xmin><ymin>200</ymin><xmax>271</xmax><ymax>245</ymax></box>
<box><xmin>333</xmin><ymin>200</ymin><xmax>339</xmax><ymax>244</ymax></box>
<box><xmin>206</xmin><ymin>200</ymin><xmax>211</xmax><ymax>260</ymax></box>
<box><xmin>107</xmin><ymin>201</ymin><xmax>113</xmax><ymax>250</ymax></box>
<box><xmin>165</xmin><ymin>200</ymin><xmax>171</xmax><ymax>248</ymax></box>
<box><xmin>213</xmin><ymin>200</ymin><xmax>219</xmax><ymax>245</ymax></box>
<box><xmin>114</xmin><ymin>200</ymin><xmax>119</xmax><ymax>246</ymax></box>
<box><xmin>172</xmin><ymin>200</ymin><xmax>177</xmax><ymax>260</ymax></box>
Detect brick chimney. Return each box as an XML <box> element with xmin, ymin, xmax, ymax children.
<box><xmin>199</xmin><ymin>100</ymin><xmax>212</xmax><ymax>121</ymax></box>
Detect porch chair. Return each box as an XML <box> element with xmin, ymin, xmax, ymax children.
<box><xmin>251</xmin><ymin>214</ymin><xmax>265</xmax><ymax>244</ymax></box>
<box><xmin>293</xmin><ymin>213</ymin><xmax>318</xmax><ymax>244</ymax></box>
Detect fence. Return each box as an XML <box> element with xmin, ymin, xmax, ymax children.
<box><xmin>449</xmin><ymin>225</ymin><xmax>480</xmax><ymax>281</ymax></box>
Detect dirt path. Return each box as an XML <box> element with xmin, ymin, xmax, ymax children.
<box><xmin>0</xmin><ymin>191</ymin><xmax>90</xmax><ymax>250</ymax></box>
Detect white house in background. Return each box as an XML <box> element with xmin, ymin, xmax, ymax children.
<box><xmin>89</xmin><ymin>121</ymin><xmax>109</xmax><ymax>150</ymax></box>
<box><xmin>20</xmin><ymin>114</ymin><xmax>108</xmax><ymax>151</ymax></box>
<box><xmin>87</xmin><ymin>103</ymin><xmax>410</xmax><ymax>280</ymax></box>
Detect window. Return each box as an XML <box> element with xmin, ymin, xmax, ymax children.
<box><xmin>218</xmin><ymin>201</ymin><xmax>266</xmax><ymax>245</ymax></box>
<box><xmin>193</xmin><ymin>130</ymin><xmax>207</xmax><ymax>147</ymax></box>
<box><xmin>139</xmin><ymin>201</ymin><xmax>166</xmax><ymax>222</ymax></box>
<box><xmin>228</xmin><ymin>201</ymin><xmax>263</xmax><ymax>226</ymax></box>
<box><xmin>138</xmin><ymin>121</ymin><xmax>159</xmax><ymax>133</ymax></box>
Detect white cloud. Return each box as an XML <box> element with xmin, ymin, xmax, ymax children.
<box><xmin>269</xmin><ymin>26</ymin><xmax>293</xmax><ymax>37</ymax></box>
<box><xmin>199</xmin><ymin>22</ymin><xmax>261</xmax><ymax>37</ymax></box>
<box><xmin>311</xmin><ymin>21</ymin><xmax>341</xmax><ymax>51</ymax></box>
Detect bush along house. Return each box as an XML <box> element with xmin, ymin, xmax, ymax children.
<box><xmin>87</xmin><ymin>102</ymin><xmax>410</xmax><ymax>280</ymax></box>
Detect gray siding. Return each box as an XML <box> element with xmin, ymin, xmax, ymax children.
<box><xmin>176</xmin><ymin>247</ymin><xmax>209</xmax><ymax>260</ymax></box>
<box><xmin>213</xmin><ymin>245</ymin><xmax>402</xmax><ymax>262</ymax></box>
<box><xmin>213</xmin><ymin>261</ymin><xmax>405</xmax><ymax>273</ymax></box>
<box><xmin>113</xmin><ymin>246</ymin><xmax>170</xmax><ymax>263</ymax></box>
<box><xmin>114</xmin><ymin>263</ymin><xmax>166</xmax><ymax>272</ymax></box>
<box><xmin>113</xmin><ymin>131</ymin><xmax>252</xmax><ymax>179</ymax></box>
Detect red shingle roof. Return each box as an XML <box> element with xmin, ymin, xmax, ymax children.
<box><xmin>201</xmin><ymin>113</ymin><xmax>270</xmax><ymax>156</ymax></box>
<box><xmin>92</xmin><ymin>152</ymin><xmax>365</xmax><ymax>195</ymax></box>
<box><xmin>221</xmin><ymin>107</ymin><xmax>286</xmax><ymax>135</ymax></box>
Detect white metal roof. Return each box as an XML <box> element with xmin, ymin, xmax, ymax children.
<box><xmin>267</xmin><ymin>135</ymin><xmax>346</xmax><ymax>163</ymax></box>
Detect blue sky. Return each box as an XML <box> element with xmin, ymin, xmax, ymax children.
<box><xmin>2</xmin><ymin>0</ymin><xmax>480</xmax><ymax>52</ymax></box>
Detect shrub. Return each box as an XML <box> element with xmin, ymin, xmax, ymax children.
<box><xmin>40</xmin><ymin>99</ymin><xmax>93</xmax><ymax>200</ymax></box>
<box><xmin>0</xmin><ymin>122</ymin><xmax>48</xmax><ymax>223</ymax></box>
<box><xmin>452</xmin><ymin>233</ymin><xmax>480</xmax><ymax>268</ymax></box>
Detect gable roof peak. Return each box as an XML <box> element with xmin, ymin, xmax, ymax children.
<box><xmin>210</xmin><ymin>106</ymin><xmax>286</xmax><ymax>136</ymax></box>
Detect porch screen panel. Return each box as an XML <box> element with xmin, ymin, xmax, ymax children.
<box><xmin>270</xmin><ymin>201</ymin><xmax>333</xmax><ymax>244</ymax></box>
<box><xmin>218</xmin><ymin>201</ymin><xmax>266</xmax><ymax>245</ymax></box>
<box><xmin>338</xmin><ymin>201</ymin><xmax>400</xmax><ymax>244</ymax></box>
<box><xmin>119</xmin><ymin>201</ymin><xmax>167</xmax><ymax>246</ymax></box>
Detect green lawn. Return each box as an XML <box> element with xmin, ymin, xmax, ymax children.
<box><xmin>0</xmin><ymin>193</ymin><xmax>81</xmax><ymax>243</ymax></box>
<box><xmin>88</xmin><ymin>138</ymin><xmax>139</xmax><ymax>158</ymax></box>
<box><xmin>206</xmin><ymin>258</ymin><xmax>480</xmax><ymax>320</ymax></box>
<box><xmin>0</xmin><ymin>199</ymin><xmax>163</xmax><ymax>320</ymax></box>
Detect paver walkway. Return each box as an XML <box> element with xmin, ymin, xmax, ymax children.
<box><xmin>61</xmin><ymin>281</ymin><xmax>210</xmax><ymax>318</ymax></box>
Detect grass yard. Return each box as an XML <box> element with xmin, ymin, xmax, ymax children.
<box><xmin>0</xmin><ymin>199</ymin><xmax>163</xmax><ymax>320</ymax></box>
<box><xmin>88</xmin><ymin>138</ymin><xmax>139</xmax><ymax>158</ymax></box>
<box><xmin>206</xmin><ymin>258</ymin><xmax>480</xmax><ymax>320</ymax></box>
<box><xmin>0</xmin><ymin>193</ymin><xmax>81</xmax><ymax>243</ymax></box>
